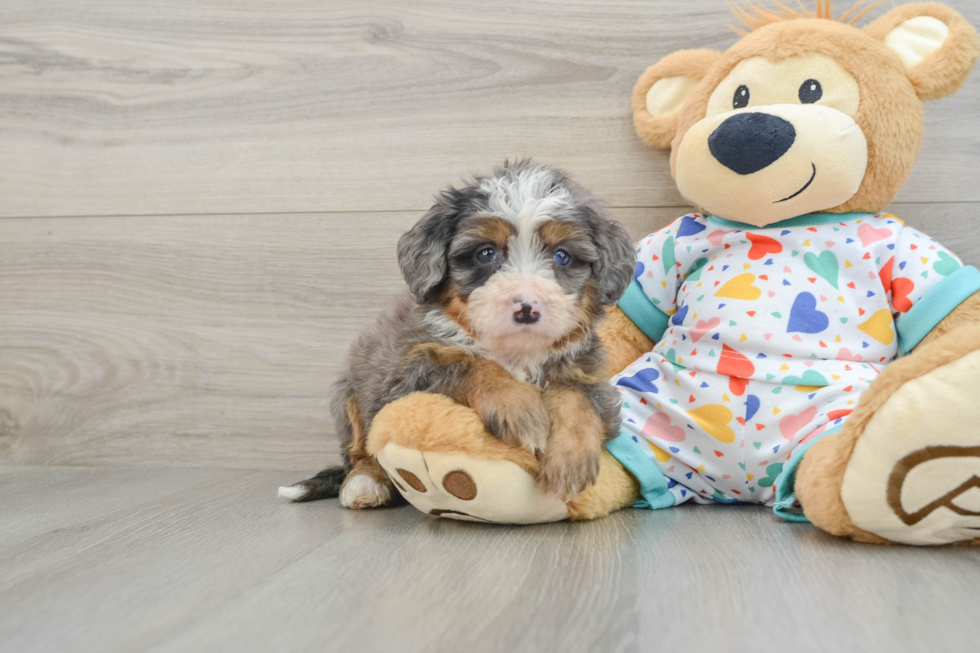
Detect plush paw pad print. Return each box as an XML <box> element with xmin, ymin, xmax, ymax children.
<box><xmin>390</xmin><ymin>467</ymin><xmax>479</xmax><ymax>516</ymax></box>
<box><xmin>376</xmin><ymin>442</ymin><xmax>568</xmax><ymax>524</ymax></box>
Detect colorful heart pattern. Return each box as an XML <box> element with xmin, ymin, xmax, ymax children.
<box><xmin>933</xmin><ymin>251</ymin><xmax>960</xmax><ymax>276</ymax></box>
<box><xmin>858</xmin><ymin>309</ymin><xmax>894</xmax><ymax>345</ymax></box>
<box><xmin>787</xmin><ymin>292</ymin><xmax>829</xmax><ymax>334</ymax></box>
<box><xmin>747</xmin><ymin>232</ymin><xmax>783</xmax><ymax>261</ymax></box>
<box><xmin>642</xmin><ymin>412</ymin><xmax>686</xmax><ymax>442</ymax></box>
<box><xmin>617</xmin><ymin>212</ymin><xmax>971</xmax><ymax>508</ymax></box>
<box><xmin>687</xmin><ymin>404</ymin><xmax>735</xmax><ymax>444</ymax></box>
<box><xmin>804</xmin><ymin>250</ymin><xmax>839</xmax><ymax>289</ymax></box>
<box><xmin>779</xmin><ymin>406</ymin><xmax>818</xmax><ymax>440</ymax></box>
<box><xmin>691</xmin><ymin>317</ymin><xmax>721</xmax><ymax>343</ymax></box>
<box><xmin>717</xmin><ymin>344</ymin><xmax>755</xmax><ymax>379</ymax></box>
<box><xmin>857</xmin><ymin>223</ymin><xmax>892</xmax><ymax>247</ymax></box>
<box><xmin>715</xmin><ymin>273</ymin><xmax>761</xmax><ymax>300</ymax></box>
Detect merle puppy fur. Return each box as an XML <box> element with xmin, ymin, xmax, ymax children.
<box><xmin>280</xmin><ymin>161</ymin><xmax>635</xmax><ymax>508</ymax></box>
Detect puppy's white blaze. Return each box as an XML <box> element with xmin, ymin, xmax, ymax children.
<box><xmin>339</xmin><ymin>474</ymin><xmax>391</xmax><ymax>509</ymax></box>
<box><xmin>277</xmin><ymin>485</ymin><xmax>308</xmax><ymax>501</ymax></box>
<box><xmin>504</xmin><ymin>231</ymin><xmax>553</xmax><ymax>279</ymax></box>
<box><xmin>480</xmin><ymin>166</ymin><xmax>575</xmax><ymax>277</ymax></box>
<box><xmin>480</xmin><ymin>166</ymin><xmax>573</xmax><ymax>226</ymax></box>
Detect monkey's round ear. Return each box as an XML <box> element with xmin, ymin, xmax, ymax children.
<box><xmin>865</xmin><ymin>3</ymin><xmax>980</xmax><ymax>101</ymax></box>
<box><xmin>632</xmin><ymin>49</ymin><xmax>723</xmax><ymax>149</ymax></box>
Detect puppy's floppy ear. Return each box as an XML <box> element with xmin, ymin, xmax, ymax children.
<box><xmin>633</xmin><ymin>49</ymin><xmax>723</xmax><ymax>149</ymax></box>
<box><xmin>590</xmin><ymin>213</ymin><xmax>636</xmax><ymax>306</ymax></box>
<box><xmin>865</xmin><ymin>3</ymin><xmax>980</xmax><ymax>101</ymax></box>
<box><xmin>397</xmin><ymin>191</ymin><xmax>462</xmax><ymax>303</ymax></box>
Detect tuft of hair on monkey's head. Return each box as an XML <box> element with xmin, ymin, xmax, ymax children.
<box><xmin>396</xmin><ymin>161</ymin><xmax>636</xmax><ymax>357</ymax></box>
<box><xmin>727</xmin><ymin>0</ymin><xmax>890</xmax><ymax>36</ymax></box>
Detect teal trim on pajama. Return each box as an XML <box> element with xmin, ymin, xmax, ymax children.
<box><xmin>618</xmin><ymin>280</ymin><xmax>670</xmax><ymax>344</ymax></box>
<box><xmin>706</xmin><ymin>213</ymin><xmax>875</xmax><ymax>230</ymax></box>
<box><xmin>772</xmin><ymin>425</ymin><xmax>844</xmax><ymax>522</ymax></box>
<box><xmin>897</xmin><ymin>265</ymin><xmax>980</xmax><ymax>355</ymax></box>
<box><xmin>606</xmin><ymin>430</ymin><xmax>675</xmax><ymax>510</ymax></box>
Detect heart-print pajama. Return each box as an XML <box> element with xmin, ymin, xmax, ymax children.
<box><xmin>607</xmin><ymin>212</ymin><xmax>980</xmax><ymax>518</ymax></box>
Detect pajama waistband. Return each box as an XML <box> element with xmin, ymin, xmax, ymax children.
<box><xmin>647</xmin><ymin>343</ymin><xmax>883</xmax><ymax>387</ymax></box>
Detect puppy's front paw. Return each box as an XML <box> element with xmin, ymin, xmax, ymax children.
<box><xmin>535</xmin><ymin>445</ymin><xmax>601</xmax><ymax>501</ymax></box>
<box><xmin>480</xmin><ymin>388</ymin><xmax>550</xmax><ymax>453</ymax></box>
<box><xmin>339</xmin><ymin>474</ymin><xmax>392</xmax><ymax>509</ymax></box>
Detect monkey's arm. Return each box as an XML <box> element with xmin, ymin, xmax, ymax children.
<box><xmin>917</xmin><ymin>291</ymin><xmax>980</xmax><ymax>349</ymax></box>
<box><xmin>598</xmin><ymin>305</ymin><xmax>658</xmax><ymax>376</ymax></box>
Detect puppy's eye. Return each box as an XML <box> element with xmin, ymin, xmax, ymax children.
<box><xmin>476</xmin><ymin>247</ymin><xmax>496</xmax><ymax>264</ymax></box>
<box><xmin>733</xmin><ymin>85</ymin><xmax>750</xmax><ymax>109</ymax></box>
<box><xmin>799</xmin><ymin>79</ymin><xmax>822</xmax><ymax>104</ymax></box>
<box><xmin>553</xmin><ymin>249</ymin><xmax>571</xmax><ymax>266</ymax></box>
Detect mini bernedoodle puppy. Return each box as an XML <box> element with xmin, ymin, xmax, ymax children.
<box><xmin>280</xmin><ymin>161</ymin><xmax>635</xmax><ymax>508</ymax></box>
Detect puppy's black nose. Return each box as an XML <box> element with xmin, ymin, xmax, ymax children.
<box><xmin>513</xmin><ymin>303</ymin><xmax>540</xmax><ymax>325</ymax></box>
<box><xmin>708</xmin><ymin>113</ymin><xmax>796</xmax><ymax>175</ymax></box>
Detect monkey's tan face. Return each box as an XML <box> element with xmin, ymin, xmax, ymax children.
<box><xmin>674</xmin><ymin>55</ymin><xmax>869</xmax><ymax>226</ymax></box>
<box><xmin>443</xmin><ymin>216</ymin><xmax>598</xmax><ymax>357</ymax></box>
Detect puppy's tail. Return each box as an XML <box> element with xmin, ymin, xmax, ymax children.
<box><xmin>278</xmin><ymin>467</ymin><xmax>347</xmax><ymax>502</ymax></box>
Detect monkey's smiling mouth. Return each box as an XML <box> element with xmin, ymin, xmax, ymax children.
<box><xmin>775</xmin><ymin>163</ymin><xmax>817</xmax><ymax>203</ymax></box>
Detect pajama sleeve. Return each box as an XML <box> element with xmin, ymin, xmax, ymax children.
<box><xmin>619</xmin><ymin>214</ymin><xmax>711</xmax><ymax>343</ymax></box>
<box><xmin>883</xmin><ymin>223</ymin><xmax>980</xmax><ymax>354</ymax></box>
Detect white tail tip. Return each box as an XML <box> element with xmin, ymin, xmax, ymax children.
<box><xmin>277</xmin><ymin>485</ymin><xmax>308</xmax><ymax>501</ymax></box>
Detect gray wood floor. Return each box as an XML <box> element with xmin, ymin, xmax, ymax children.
<box><xmin>2</xmin><ymin>465</ymin><xmax>979</xmax><ymax>653</ymax></box>
<box><xmin>3</xmin><ymin>2</ymin><xmax>980</xmax><ymax>651</ymax></box>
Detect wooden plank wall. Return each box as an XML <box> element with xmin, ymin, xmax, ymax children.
<box><xmin>2</xmin><ymin>0</ymin><xmax>979</xmax><ymax>470</ymax></box>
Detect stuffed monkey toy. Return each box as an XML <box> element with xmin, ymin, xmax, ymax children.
<box><xmin>367</xmin><ymin>1</ymin><xmax>980</xmax><ymax>545</ymax></box>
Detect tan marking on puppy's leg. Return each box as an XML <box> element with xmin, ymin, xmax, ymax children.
<box><xmin>340</xmin><ymin>458</ymin><xmax>395</xmax><ymax>509</ymax></box>
<box><xmin>408</xmin><ymin>342</ymin><xmax>551</xmax><ymax>453</ymax></box>
<box><xmin>340</xmin><ymin>396</ymin><xmax>395</xmax><ymax>509</ymax></box>
<box><xmin>345</xmin><ymin>395</ymin><xmax>370</xmax><ymax>460</ymax></box>
<box><xmin>536</xmin><ymin>388</ymin><xmax>604</xmax><ymax>500</ymax></box>
<box><xmin>561</xmin><ymin>364</ymin><xmax>605</xmax><ymax>386</ymax></box>
<box><xmin>452</xmin><ymin>358</ymin><xmax>551</xmax><ymax>453</ymax></box>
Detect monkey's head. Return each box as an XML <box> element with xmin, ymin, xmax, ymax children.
<box><xmin>633</xmin><ymin>2</ymin><xmax>979</xmax><ymax>227</ymax></box>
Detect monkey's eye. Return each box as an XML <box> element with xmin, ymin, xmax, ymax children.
<box><xmin>553</xmin><ymin>249</ymin><xmax>571</xmax><ymax>266</ymax></box>
<box><xmin>733</xmin><ymin>85</ymin><xmax>750</xmax><ymax>109</ymax></box>
<box><xmin>799</xmin><ymin>79</ymin><xmax>823</xmax><ymax>104</ymax></box>
<box><xmin>476</xmin><ymin>247</ymin><xmax>496</xmax><ymax>264</ymax></box>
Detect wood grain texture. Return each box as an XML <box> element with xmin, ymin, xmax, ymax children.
<box><xmin>1</xmin><ymin>0</ymin><xmax>979</xmax><ymax>218</ymax></box>
<box><xmin>1</xmin><ymin>465</ymin><xmax>979</xmax><ymax>653</ymax></box>
<box><xmin>1</xmin><ymin>204</ymin><xmax>978</xmax><ymax>470</ymax></box>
